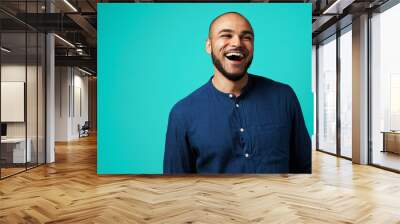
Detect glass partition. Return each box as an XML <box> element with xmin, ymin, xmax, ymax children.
<box><xmin>339</xmin><ymin>27</ymin><xmax>352</xmax><ymax>158</ymax></box>
<box><xmin>371</xmin><ymin>3</ymin><xmax>400</xmax><ymax>171</ymax></box>
<box><xmin>38</xmin><ymin>32</ymin><xmax>45</xmax><ymax>165</ymax></box>
<box><xmin>27</xmin><ymin>0</ymin><xmax>37</xmax><ymax>170</ymax></box>
<box><xmin>317</xmin><ymin>35</ymin><xmax>337</xmax><ymax>155</ymax></box>
<box><xmin>0</xmin><ymin>1</ymin><xmax>46</xmax><ymax>179</ymax></box>
<box><xmin>27</xmin><ymin>30</ymin><xmax>38</xmax><ymax>169</ymax></box>
<box><xmin>1</xmin><ymin>30</ymin><xmax>28</xmax><ymax>177</ymax></box>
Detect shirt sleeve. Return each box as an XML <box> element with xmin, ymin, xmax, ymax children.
<box><xmin>288</xmin><ymin>88</ymin><xmax>312</xmax><ymax>173</ymax></box>
<box><xmin>163</xmin><ymin>106</ymin><xmax>197</xmax><ymax>174</ymax></box>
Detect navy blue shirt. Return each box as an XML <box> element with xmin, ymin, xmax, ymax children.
<box><xmin>164</xmin><ymin>74</ymin><xmax>311</xmax><ymax>174</ymax></box>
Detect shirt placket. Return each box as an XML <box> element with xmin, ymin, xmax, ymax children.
<box><xmin>229</xmin><ymin>93</ymin><xmax>251</xmax><ymax>159</ymax></box>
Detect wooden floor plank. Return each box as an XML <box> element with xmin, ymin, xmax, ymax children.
<box><xmin>1</xmin><ymin>135</ymin><xmax>400</xmax><ymax>223</ymax></box>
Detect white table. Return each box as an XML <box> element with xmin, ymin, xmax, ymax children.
<box><xmin>1</xmin><ymin>138</ymin><xmax>31</xmax><ymax>163</ymax></box>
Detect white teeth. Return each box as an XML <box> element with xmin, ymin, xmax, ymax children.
<box><xmin>226</xmin><ymin>52</ymin><xmax>244</xmax><ymax>57</ymax></box>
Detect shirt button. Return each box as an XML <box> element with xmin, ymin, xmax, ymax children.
<box><xmin>229</xmin><ymin>94</ymin><xmax>233</xmax><ymax>98</ymax></box>
<box><xmin>235</xmin><ymin>104</ymin><xmax>239</xmax><ymax>108</ymax></box>
<box><xmin>245</xmin><ymin>153</ymin><xmax>249</xmax><ymax>158</ymax></box>
<box><xmin>240</xmin><ymin>128</ymin><xmax>244</xmax><ymax>132</ymax></box>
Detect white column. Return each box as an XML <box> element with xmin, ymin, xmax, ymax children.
<box><xmin>45</xmin><ymin>1</ymin><xmax>55</xmax><ymax>163</ymax></box>
<box><xmin>352</xmin><ymin>14</ymin><xmax>369</xmax><ymax>164</ymax></box>
<box><xmin>46</xmin><ymin>33</ymin><xmax>55</xmax><ymax>163</ymax></box>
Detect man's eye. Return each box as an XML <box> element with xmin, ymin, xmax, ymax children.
<box><xmin>221</xmin><ymin>34</ymin><xmax>232</xmax><ymax>38</ymax></box>
<box><xmin>243</xmin><ymin>36</ymin><xmax>253</xmax><ymax>41</ymax></box>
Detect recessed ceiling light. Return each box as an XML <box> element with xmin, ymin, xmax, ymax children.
<box><xmin>322</xmin><ymin>0</ymin><xmax>354</xmax><ymax>15</ymax></box>
<box><xmin>63</xmin><ymin>0</ymin><xmax>78</xmax><ymax>12</ymax></box>
<box><xmin>54</xmin><ymin>34</ymin><xmax>75</xmax><ymax>48</ymax></box>
<box><xmin>1</xmin><ymin>47</ymin><xmax>11</xmax><ymax>53</ymax></box>
<box><xmin>78</xmin><ymin>67</ymin><xmax>93</xmax><ymax>76</ymax></box>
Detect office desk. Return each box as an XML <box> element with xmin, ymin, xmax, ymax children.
<box><xmin>381</xmin><ymin>131</ymin><xmax>400</xmax><ymax>154</ymax></box>
<box><xmin>1</xmin><ymin>138</ymin><xmax>32</xmax><ymax>163</ymax></box>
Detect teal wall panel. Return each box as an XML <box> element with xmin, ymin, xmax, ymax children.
<box><xmin>98</xmin><ymin>3</ymin><xmax>312</xmax><ymax>174</ymax></box>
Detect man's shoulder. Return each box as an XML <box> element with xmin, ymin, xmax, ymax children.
<box><xmin>169</xmin><ymin>81</ymin><xmax>210</xmax><ymax>116</ymax></box>
<box><xmin>251</xmin><ymin>74</ymin><xmax>294</xmax><ymax>96</ymax></box>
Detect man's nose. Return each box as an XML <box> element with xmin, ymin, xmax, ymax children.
<box><xmin>230</xmin><ymin>35</ymin><xmax>242</xmax><ymax>47</ymax></box>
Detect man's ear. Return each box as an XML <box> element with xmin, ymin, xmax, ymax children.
<box><xmin>206</xmin><ymin>38</ymin><xmax>211</xmax><ymax>55</ymax></box>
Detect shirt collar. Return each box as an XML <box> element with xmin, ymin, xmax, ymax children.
<box><xmin>208</xmin><ymin>74</ymin><xmax>254</xmax><ymax>100</ymax></box>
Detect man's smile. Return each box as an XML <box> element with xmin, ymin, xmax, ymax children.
<box><xmin>224</xmin><ymin>50</ymin><xmax>246</xmax><ymax>65</ymax></box>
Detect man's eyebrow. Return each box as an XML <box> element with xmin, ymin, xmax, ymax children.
<box><xmin>242</xmin><ymin>30</ymin><xmax>254</xmax><ymax>36</ymax></box>
<box><xmin>218</xmin><ymin>29</ymin><xmax>234</xmax><ymax>34</ymax></box>
<box><xmin>217</xmin><ymin>29</ymin><xmax>254</xmax><ymax>37</ymax></box>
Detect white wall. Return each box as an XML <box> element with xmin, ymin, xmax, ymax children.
<box><xmin>1</xmin><ymin>65</ymin><xmax>27</xmax><ymax>141</ymax></box>
<box><xmin>1</xmin><ymin>65</ymin><xmax>40</xmax><ymax>137</ymax></box>
<box><xmin>55</xmin><ymin>66</ymin><xmax>70</xmax><ymax>141</ymax></box>
<box><xmin>72</xmin><ymin>73</ymin><xmax>89</xmax><ymax>138</ymax></box>
<box><xmin>55</xmin><ymin>67</ymin><xmax>89</xmax><ymax>141</ymax></box>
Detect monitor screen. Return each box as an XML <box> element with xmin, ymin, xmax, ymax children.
<box><xmin>1</xmin><ymin>123</ymin><xmax>7</xmax><ymax>137</ymax></box>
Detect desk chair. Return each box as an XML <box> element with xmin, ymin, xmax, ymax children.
<box><xmin>78</xmin><ymin>121</ymin><xmax>90</xmax><ymax>138</ymax></box>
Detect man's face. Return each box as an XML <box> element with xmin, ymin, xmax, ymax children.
<box><xmin>207</xmin><ymin>13</ymin><xmax>254</xmax><ymax>81</ymax></box>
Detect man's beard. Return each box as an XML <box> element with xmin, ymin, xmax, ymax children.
<box><xmin>211</xmin><ymin>51</ymin><xmax>253</xmax><ymax>82</ymax></box>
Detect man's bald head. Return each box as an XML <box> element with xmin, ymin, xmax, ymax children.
<box><xmin>206</xmin><ymin>11</ymin><xmax>254</xmax><ymax>82</ymax></box>
<box><xmin>208</xmin><ymin>12</ymin><xmax>254</xmax><ymax>38</ymax></box>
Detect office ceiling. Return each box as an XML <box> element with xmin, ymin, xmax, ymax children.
<box><xmin>311</xmin><ymin>0</ymin><xmax>390</xmax><ymax>43</ymax></box>
<box><xmin>0</xmin><ymin>0</ymin><xmax>394</xmax><ymax>75</ymax></box>
<box><xmin>0</xmin><ymin>0</ymin><xmax>97</xmax><ymax>74</ymax></box>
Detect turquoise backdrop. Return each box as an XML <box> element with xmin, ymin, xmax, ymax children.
<box><xmin>98</xmin><ymin>3</ymin><xmax>312</xmax><ymax>174</ymax></box>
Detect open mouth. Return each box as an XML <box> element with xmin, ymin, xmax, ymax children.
<box><xmin>225</xmin><ymin>52</ymin><xmax>245</xmax><ymax>62</ymax></box>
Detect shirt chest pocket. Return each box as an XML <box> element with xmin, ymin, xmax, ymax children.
<box><xmin>250</xmin><ymin>123</ymin><xmax>290</xmax><ymax>157</ymax></box>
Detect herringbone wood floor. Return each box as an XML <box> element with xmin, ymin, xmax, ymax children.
<box><xmin>1</xmin><ymin>135</ymin><xmax>400</xmax><ymax>224</ymax></box>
